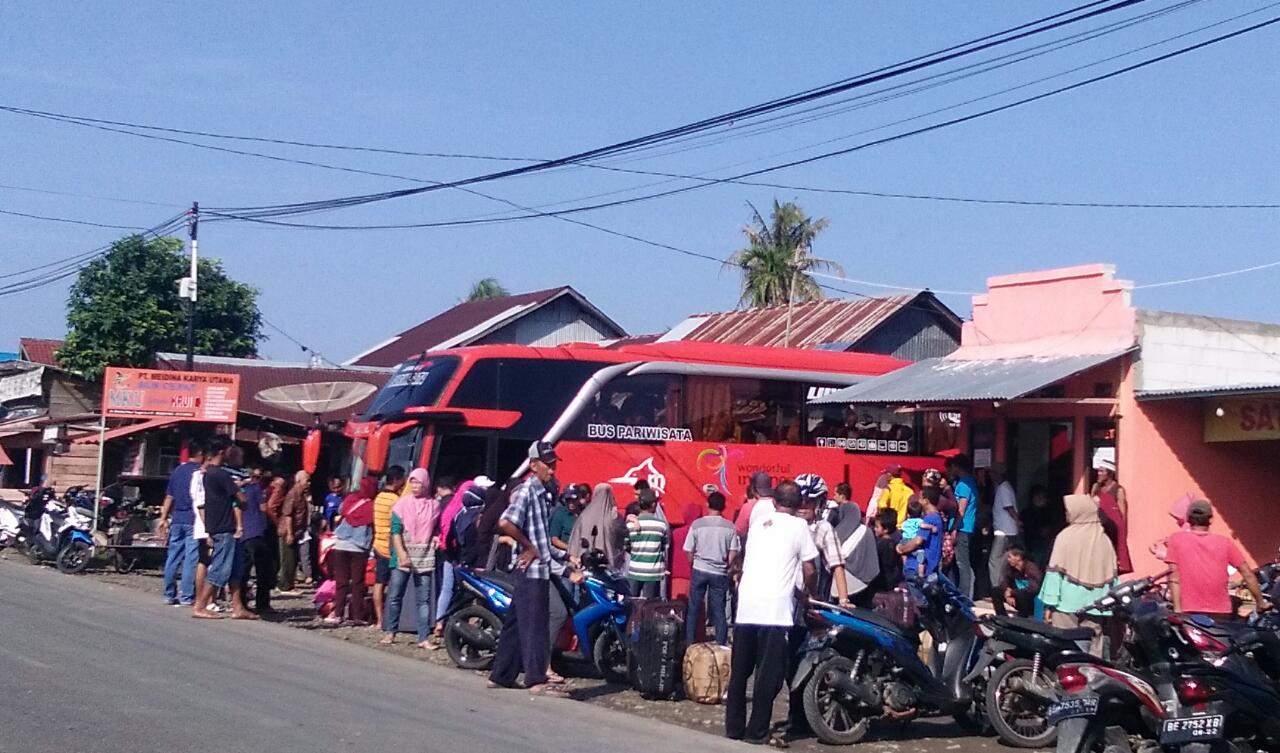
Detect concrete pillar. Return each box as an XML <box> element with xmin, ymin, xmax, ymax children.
<box><xmin>1072</xmin><ymin>414</ymin><xmax>1088</xmax><ymax>494</ymax></box>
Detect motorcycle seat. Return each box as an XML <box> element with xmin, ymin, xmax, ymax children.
<box><xmin>991</xmin><ymin>615</ymin><xmax>1094</xmax><ymax>642</ymax></box>
<box><xmin>826</xmin><ymin>604</ymin><xmax>920</xmax><ymax>644</ymax></box>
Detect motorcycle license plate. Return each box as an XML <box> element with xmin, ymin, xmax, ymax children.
<box><xmin>1159</xmin><ymin>714</ymin><xmax>1224</xmax><ymax>744</ymax></box>
<box><xmin>1046</xmin><ymin>696</ymin><xmax>1099</xmax><ymax>725</ymax></box>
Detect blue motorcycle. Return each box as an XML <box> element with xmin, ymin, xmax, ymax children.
<box><xmin>793</xmin><ymin>574</ymin><xmax>989</xmax><ymax>745</ymax></box>
<box><xmin>442</xmin><ymin>548</ymin><xmax>631</xmax><ymax>681</ymax></box>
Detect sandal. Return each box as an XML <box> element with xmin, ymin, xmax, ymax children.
<box><xmin>378</xmin><ymin>634</ymin><xmax>395</xmax><ymax>645</ymax></box>
<box><xmin>527</xmin><ymin>683</ymin><xmax>570</xmax><ymax>698</ymax></box>
<box><xmin>545</xmin><ymin>671</ymin><xmax>566</xmax><ymax>685</ymax></box>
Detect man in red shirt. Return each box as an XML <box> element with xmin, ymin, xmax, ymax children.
<box><xmin>1166</xmin><ymin>499</ymin><xmax>1269</xmax><ymax>619</ymax></box>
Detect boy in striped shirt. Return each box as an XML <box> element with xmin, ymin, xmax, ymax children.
<box><xmin>626</xmin><ymin>489</ymin><xmax>669</xmax><ymax>598</ymax></box>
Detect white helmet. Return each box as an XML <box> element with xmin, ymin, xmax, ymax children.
<box><xmin>796</xmin><ymin>473</ymin><xmax>828</xmax><ymax>502</ymax></box>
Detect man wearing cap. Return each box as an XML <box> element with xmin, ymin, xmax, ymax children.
<box><xmin>488</xmin><ymin>441</ymin><xmax>569</xmax><ymax>697</ymax></box>
<box><xmin>988</xmin><ymin>462</ymin><xmax>1021</xmax><ymax>588</ymax></box>
<box><xmin>1166</xmin><ymin>499</ymin><xmax>1270</xmax><ymax>620</ymax></box>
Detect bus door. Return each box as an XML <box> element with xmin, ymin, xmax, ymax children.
<box><xmin>431</xmin><ymin>430</ymin><xmax>492</xmax><ymax>486</ymax></box>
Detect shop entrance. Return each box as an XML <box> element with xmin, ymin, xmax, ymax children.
<box><xmin>1007</xmin><ymin>420</ymin><xmax>1074</xmax><ymax>504</ymax></box>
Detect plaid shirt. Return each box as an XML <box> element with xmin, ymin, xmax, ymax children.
<box><xmin>501</xmin><ymin>476</ymin><xmax>556</xmax><ymax>580</ymax></box>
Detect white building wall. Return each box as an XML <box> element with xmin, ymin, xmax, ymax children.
<box><xmin>474</xmin><ymin>297</ymin><xmax>619</xmax><ymax>347</ymax></box>
<box><xmin>1135</xmin><ymin>310</ymin><xmax>1280</xmax><ymax>391</ymax></box>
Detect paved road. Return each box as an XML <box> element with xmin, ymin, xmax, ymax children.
<box><xmin>0</xmin><ymin>559</ymin><xmax>750</xmax><ymax>753</ymax></box>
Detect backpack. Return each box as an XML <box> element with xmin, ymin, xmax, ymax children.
<box><xmin>682</xmin><ymin>642</ymin><xmax>732</xmax><ymax>704</ymax></box>
<box><xmin>450</xmin><ymin>506</ymin><xmax>483</xmax><ymax>556</ymax></box>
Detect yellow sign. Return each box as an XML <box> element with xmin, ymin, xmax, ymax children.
<box><xmin>1204</xmin><ymin>396</ymin><xmax>1280</xmax><ymax>443</ymax></box>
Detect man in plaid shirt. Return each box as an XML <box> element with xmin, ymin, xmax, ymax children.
<box><xmin>488</xmin><ymin>441</ymin><xmax>569</xmax><ymax>697</ymax></box>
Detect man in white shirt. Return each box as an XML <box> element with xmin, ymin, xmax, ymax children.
<box><xmin>190</xmin><ymin>455</ymin><xmax>214</xmax><ymax>612</ymax></box>
<box><xmin>726</xmin><ymin>480</ymin><xmax>818</xmax><ymax>744</ymax></box>
<box><xmin>988</xmin><ymin>463</ymin><xmax>1021</xmax><ymax>589</ymax></box>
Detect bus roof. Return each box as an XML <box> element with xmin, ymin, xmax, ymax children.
<box><xmin>412</xmin><ymin>340</ymin><xmax>908</xmax><ymax>377</ymax></box>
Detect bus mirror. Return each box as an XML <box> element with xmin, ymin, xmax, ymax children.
<box><xmin>302</xmin><ymin>429</ymin><xmax>321</xmax><ymax>475</ymax></box>
<box><xmin>366</xmin><ymin>424</ymin><xmax>391</xmax><ymax>475</ymax></box>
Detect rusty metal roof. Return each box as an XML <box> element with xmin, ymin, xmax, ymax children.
<box><xmin>661</xmin><ymin>292</ymin><xmax>959</xmax><ymax>350</ymax></box>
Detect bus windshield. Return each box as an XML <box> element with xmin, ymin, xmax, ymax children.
<box><xmin>363</xmin><ymin>356</ymin><xmax>460</xmax><ymax>418</ymax></box>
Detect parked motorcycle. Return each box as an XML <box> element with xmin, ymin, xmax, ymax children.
<box><xmin>1154</xmin><ymin>610</ymin><xmax>1280</xmax><ymax>752</ymax></box>
<box><xmin>1047</xmin><ymin>570</ymin><xmax>1236</xmax><ymax>753</ymax></box>
<box><xmin>974</xmin><ymin>612</ymin><xmax>1098</xmax><ymax>748</ymax></box>
<box><xmin>792</xmin><ymin>573</ymin><xmax>988</xmax><ymax>745</ymax></box>
<box><xmin>18</xmin><ymin>486</ymin><xmax>95</xmax><ymax>574</ymax></box>
<box><xmin>443</xmin><ymin>543</ymin><xmax>632</xmax><ymax>682</ymax></box>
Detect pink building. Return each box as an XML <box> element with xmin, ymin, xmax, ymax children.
<box><xmin>818</xmin><ymin>264</ymin><xmax>1280</xmax><ymax>575</ymax></box>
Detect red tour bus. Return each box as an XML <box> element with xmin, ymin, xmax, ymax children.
<box><xmin>345</xmin><ymin>341</ymin><xmax>957</xmax><ymax>523</ymax></box>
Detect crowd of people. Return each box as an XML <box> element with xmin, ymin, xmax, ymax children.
<box><xmin>159</xmin><ymin>437</ymin><xmax>1273</xmax><ymax>744</ymax></box>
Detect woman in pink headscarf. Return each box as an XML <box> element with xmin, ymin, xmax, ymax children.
<box><xmin>380</xmin><ymin>468</ymin><xmax>440</xmax><ymax>649</ymax></box>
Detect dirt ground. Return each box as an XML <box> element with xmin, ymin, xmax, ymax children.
<box><xmin>1</xmin><ymin>547</ymin><xmax>1006</xmax><ymax>752</ymax></box>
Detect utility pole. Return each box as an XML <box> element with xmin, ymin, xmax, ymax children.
<box><xmin>179</xmin><ymin>201</ymin><xmax>199</xmax><ymax>370</ymax></box>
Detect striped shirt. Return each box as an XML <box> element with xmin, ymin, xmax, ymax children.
<box><xmin>627</xmin><ymin>513</ymin><xmax>669</xmax><ymax>582</ymax></box>
<box><xmin>372</xmin><ymin>490</ymin><xmax>398</xmax><ymax>559</ymax></box>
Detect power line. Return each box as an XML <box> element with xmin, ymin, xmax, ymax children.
<box><xmin>1133</xmin><ymin>260</ymin><xmax>1280</xmax><ymax>289</ymax></box>
<box><xmin>0</xmin><ymin>183</ymin><xmax>184</xmax><ymax>209</ymax></box>
<box><xmin>202</xmin><ymin>13</ymin><xmax>1280</xmax><ymax>230</ymax></box>
<box><xmin>0</xmin><ymin>213</ymin><xmax>188</xmax><ymax>295</ymax></box>
<box><xmin>0</xmin><ymin>207</ymin><xmax>149</xmax><ymax>230</ymax></box>
<box><xmin>113</xmin><ymin>0</ymin><xmax>1156</xmax><ymax>217</ymax></box>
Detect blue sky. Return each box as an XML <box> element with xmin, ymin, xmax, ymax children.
<box><xmin>2</xmin><ymin>2</ymin><xmax>1277</xmax><ymax>362</ymax></box>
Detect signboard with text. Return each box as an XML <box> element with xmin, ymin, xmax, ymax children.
<box><xmin>101</xmin><ymin>367</ymin><xmax>240</xmax><ymax>422</ymax></box>
<box><xmin>1204</xmin><ymin>396</ymin><xmax>1280</xmax><ymax>443</ymax></box>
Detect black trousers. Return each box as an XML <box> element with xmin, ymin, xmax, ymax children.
<box><xmin>991</xmin><ymin>587</ymin><xmax>1036</xmax><ymax>617</ymax></box>
<box><xmin>726</xmin><ymin>625</ymin><xmax>790</xmax><ymax>741</ymax></box>
<box><xmin>240</xmin><ymin>535</ymin><xmax>276</xmax><ymax>610</ymax></box>
<box><xmin>489</xmin><ymin>573</ymin><xmax>550</xmax><ymax>688</ymax></box>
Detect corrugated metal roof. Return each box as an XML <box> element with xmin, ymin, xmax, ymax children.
<box><xmin>812</xmin><ymin>350</ymin><xmax>1130</xmax><ymax>404</ymax></box>
<box><xmin>154</xmin><ymin>354</ymin><xmax>390</xmax><ymax>426</ymax></box>
<box><xmin>18</xmin><ymin>338</ymin><xmax>64</xmax><ymax>368</ymax></box>
<box><xmin>1136</xmin><ymin>383</ymin><xmax>1280</xmax><ymax>401</ymax></box>
<box><xmin>661</xmin><ymin>292</ymin><xmax>960</xmax><ymax>350</ymax></box>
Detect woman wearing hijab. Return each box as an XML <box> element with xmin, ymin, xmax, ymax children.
<box><xmin>326</xmin><ymin>476</ymin><xmax>377</xmax><ymax>625</ymax></box>
<box><xmin>1041</xmin><ymin>495</ymin><xmax>1119</xmax><ymax>655</ymax></box>
<box><xmin>380</xmin><ymin>468</ymin><xmax>440</xmax><ymax>649</ymax></box>
<box><xmin>570</xmin><ymin>483</ymin><xmax>625</xmax><ymax>571</ymax></box>
<box><xmin>831</xmin><ymin>501</ymin><xmax>880</xmax><ymax>608</ymax></box>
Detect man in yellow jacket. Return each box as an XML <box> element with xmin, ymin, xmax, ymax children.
<box><xmin>879</xmin><ymin>463</ymin><xmax>913</xmax><ymax>527</ymax></box>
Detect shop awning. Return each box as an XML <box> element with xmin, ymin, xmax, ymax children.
<box><xmin>1136</xmin><ymin>383</ymin><xmax>1280</xmax><ymax>401</ymax></box>
<box><xmin>811</xmin><ymin>349</ymin><xmax>1131</xmax><ymax>405</ymax></box>
<box><xmin>73</xmin><ymin>417</ymin><xmax>183</xmax><ymax>444</ymax></box>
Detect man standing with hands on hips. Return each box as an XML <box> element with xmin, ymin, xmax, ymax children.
<box><xmin>488</xmin><ymin>441</ymin><xmax>570</xmax><ymax>697</ymax></box>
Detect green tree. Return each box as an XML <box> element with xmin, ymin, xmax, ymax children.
<box><xmin>466</xmin><ymin>277</ymin><xmax>509</xmax><ymax>301</ymax></box>
<box><xmin>726</xmin><ymin>200</ymin><xmax>842</xmax><ymax>308</ymax></box>
<box><xmin>59</xmin><ymin>234</ymin><xmax>262</xmax><ymax>379</ymax></box>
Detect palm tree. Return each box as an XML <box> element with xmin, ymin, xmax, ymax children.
<box><xmin>466</xmin><ymin>277</ymin><xmax>509</xmax><ymax>301</ymax></box>
<box><xmin>726</xmin><ymin>200</ymin><xmax>842</xmax><ymax>345</ymax></box>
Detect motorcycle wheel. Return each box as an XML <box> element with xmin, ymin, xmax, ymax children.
<box><xmin>802</xmin><ymin>654</ymin><xmax>872</xmax><ymax>745</ymax></box>
<box><xmin>986</xmin><ymin>658</ymin><xmax>1058</xmax><ymax>748</ymax></box>
<box><xmin>592</xmin><ymin>628</ymin><xmax>629</xmax><ymax>685</ymax></box>
<box><xmin>445</xmin><ymin>604</ymin><xmax>501</xmax><ymax>671</ymax></box>
<box><xmin>56</xmin><ymin>541</ymin><xmax>92</xmax><ymax>574</ymax></box>
<box><xmin>24</xmin><ymin>541</ymin><xmax>43</xmax><ymax>565</ymax></box>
